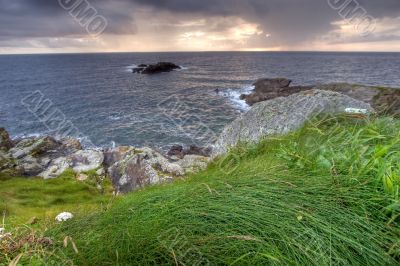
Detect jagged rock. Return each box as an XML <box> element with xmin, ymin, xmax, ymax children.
<box><xmin>70</xmin><ymin>150</ymin><xmax>104</xmax><ymax>173</ymax></box>
<box><xmin>213</xmin><ymin>90</ymin><xmax>374</xmax><ymax>156</ymax></box>
<box><xmin>0</xmin><ymin>128</ymin><xmax>13</xmax><ymax>151</ymax></box>
<box><xmin>108</xmin><ymin>147</ymin><xmax>186</xmax><ymax>193</ymax></box>
<box><xmin>103</xmin><ymin>146</ymin><xmax>136</xmax><ymax>168</ymax></box>
<box><xmin>133</xmin><ymin>62</ymin><xmax>181</xmax><ymax>74</ymax></box>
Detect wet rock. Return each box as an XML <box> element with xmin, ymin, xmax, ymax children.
<box><xmin>213</xmin><ymin>89</ymin><xmax>374</xmax><ymax>156</ymax></box>
<box><xmin>167</xmin><ymin>145</ymin><xmax>184</xmax><ymax>158</ymax></box>
<box><xmin>0</xmin><ymin>128</ymin><xmax>13</xmax><ymax>151</ymax></box>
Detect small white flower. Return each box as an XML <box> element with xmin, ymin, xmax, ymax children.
<box><xmin>0</xmin><ymin>227</ymin><xmax>5</xmax><ymax>234</ymax></box>
<box><xmin>55</xmin><ymin>212</ymin><xmax>74</xmax><ymax>222</ymax></box>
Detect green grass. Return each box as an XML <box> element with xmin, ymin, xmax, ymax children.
<box><xmin>2</xmin><ymin>116</ymin><xmax>400</xmax><ymax>265</ymax></box>
<box><xmin>33</xmin><ymin>115</ymin><xmax>399</xmax><ymax>266</ymax></box>
<box><xmin>0</xmin><ymin>169</ymin><xmax>113</xmax><ymax>227</ymax></box>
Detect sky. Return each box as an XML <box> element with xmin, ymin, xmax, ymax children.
<box><xmin>0</xmin><ymin>0</ymin><xmax>399</xmax><ymax>53</ymax></box>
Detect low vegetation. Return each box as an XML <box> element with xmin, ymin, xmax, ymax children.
<box><xmin>2</xmin><ymin>115</ymin><xmax>400</xmax><ymax>265</ymax></box>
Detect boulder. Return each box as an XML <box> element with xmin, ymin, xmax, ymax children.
<box><xmin>0</xmin><ymin>128</ymin><xmax>13</xmax><ymax>151</ymax></box>
<box><xmin>213</xmin><ymin>90</ymin><xmax>374</xmax><ymax>156</ymax></box>
<box><xmin>133</xmin><ymin>62</ymin><xmax>181</xmax><ymax>74</ymax></box>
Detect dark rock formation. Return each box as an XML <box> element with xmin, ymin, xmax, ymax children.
<box><xmin>132</xmin><ymin>62</ymin><xmax>181</xmax><ymax>74</ymax></box>
<box><xmin>240</xmin><ymin>78</ymin><xmax>312</xmax><ymax>106</ymax></box>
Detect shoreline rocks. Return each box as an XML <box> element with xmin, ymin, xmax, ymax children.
<box><xmin>0</xmin><ymin>129</ymin><xmax>211</xmax><ymax>193</ymax></box>
<box><xmin>132</xmin><ymin>62</ymin><xmax>181</xmax><ymax>74</ymax></box>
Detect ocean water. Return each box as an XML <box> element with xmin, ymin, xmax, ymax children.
<box><xmin>0</xmin><ymin>52</ymin><xmax>399</xmax><ymax>150</ymax></box>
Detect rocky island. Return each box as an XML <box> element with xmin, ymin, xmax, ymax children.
<box><xmin>132</xmin><ymin>62</ymin><xmax>181</xmax><ymax>74</ymax></box>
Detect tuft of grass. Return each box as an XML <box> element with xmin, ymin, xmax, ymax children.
<box><xmin>43</xmin><ymin>116</ymin><xmax>400</xmax><ymax>265</ymax></box>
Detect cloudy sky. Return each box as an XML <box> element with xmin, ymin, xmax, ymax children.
<box><xmin>0</xmin><ymin>0</ymin><xmax>399</xmax><ymax>53</ymax></box>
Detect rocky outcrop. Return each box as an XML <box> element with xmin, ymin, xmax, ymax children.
<box><xmin>132</xmin><ymin>62</ymin><xmax>181</xmax><ymax>74</ymax></box>
<box><xmin>240</xmin><ymin>79</ymin><xmax>400</xmax><ymax>116</ymax></box>
<box><xmin>213</xmin><ymin>89</ymin><xmax>374</xmax><ymax>156</ymax></box>
<box><xmin>240</xmin><ymin>78</ymin><xmax>313</xmax><ymax>106</ymax></box>
<box><xmin>0</xmin><ymin>127</ymin><xmax>210</xmax><ymax>193</ymax></box>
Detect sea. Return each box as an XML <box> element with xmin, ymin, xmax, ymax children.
<box><xmin>0</xmin><ymin>52</ymin><xmax>399</xmax><ymax>150</ymax></box>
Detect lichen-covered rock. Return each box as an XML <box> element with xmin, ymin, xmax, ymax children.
<box><xmin>103</xmin><ymin>146</ymin><xmax>136</xmax><ymax>168</ymax></box>
<box><xmin>70</xmin><ymin>150</ymin><xmax>104</xmax><ymax>173</ymax></box>
<box><xmin>0</xmin><ymin>128</ymin><xmax>13</xmax><ymax>151</ymax></box>
<box><xmin>108</xmin><ymin>147</ymin><xmax>184</xmax><ymax>193</ymax></box>
<box><xmin>213</xmin><ymin>90</ymin><xmax>374</xmax><ymax>156</ymax></box>
<box><xmin>15</xmin><ymin>155</ymin><xmax>46</xmax><ymax>176</ymax></box>
<box><xmin>38</xmin><ymin>157</ymin><xmax>70</xmax><ymax>179</ymax></box>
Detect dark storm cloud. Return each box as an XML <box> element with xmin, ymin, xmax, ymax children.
<box><xmin>0</xmin><ymin>0</ymin><xmax>399</xmax><ymax>49</ymax></box>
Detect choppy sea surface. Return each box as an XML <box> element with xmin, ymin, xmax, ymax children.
<box><xmin>0</xmin><ymin>52</ymin><xmax>399</xmax><ymax>149</ymax></box>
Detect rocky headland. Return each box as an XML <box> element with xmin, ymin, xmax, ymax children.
<box><xmin>2</xmin><ymin>78</ymin><xmax>399</xmax><ymax>194</ymax></box>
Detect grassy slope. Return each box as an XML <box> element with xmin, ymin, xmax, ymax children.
<box><xmin>37</xmin><ymin>116</ymin><xmax>399</xmax><ymax>266</ymax></box>
<box><xmin>0</xmin><ymin>170</ymin><xmax>113</xmax><ymax>228</ymax></box>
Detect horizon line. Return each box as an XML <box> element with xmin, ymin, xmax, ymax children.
<box><xmin>1</xmin><ymin>50</ymin><xmax>400</xmax><ymax>56</ymax></box>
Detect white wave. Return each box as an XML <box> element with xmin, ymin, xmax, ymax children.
<box><xmin>177</xmin><ymin>66</ymin><xmax>189</xmax><ymax>71</ymax></box>
<box><xmin>124</xmin><ymin>64</ymin><xmax>138</xmax><ymax>73</ymax></box>
<box><xmin>221</xmin><ymin>85</ymin><xmax>254</xmax><ymax>111</ymax></box>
